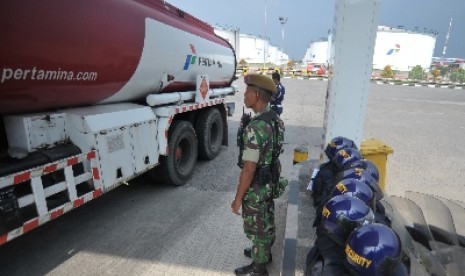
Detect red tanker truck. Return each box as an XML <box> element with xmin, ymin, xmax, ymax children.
<box><xmin>0</xmin><ymin>0</ymin><xmax>237</xmax><ymax>245</ymax></box>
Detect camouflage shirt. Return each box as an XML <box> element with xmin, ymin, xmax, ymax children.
<box><xmin>241</xmin><ymin>107</ymin><xmax>285</xmax><ymax>168</ymax></box>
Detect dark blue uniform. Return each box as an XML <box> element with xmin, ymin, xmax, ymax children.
<box><xmin>270</xmin><ymin>83</ymin><xmax>285</xmax><ymax>115</ymax></box>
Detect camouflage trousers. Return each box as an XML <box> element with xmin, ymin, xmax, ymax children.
<box><xmin>242</xmin><ymin>182</ymin><xmax>275</xmax><ymax>264</ymax></box>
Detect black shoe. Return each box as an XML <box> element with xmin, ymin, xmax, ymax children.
<box><xmin>244</xmin><ymin>247</ymin><xmax>252</xmax><ymax>258</ymax></box>
<box><xmin>243</xmin><ymin>248</ymin><xmax>272</xmax><ymax>263</ymax></box>
<box><xmin>234</xmin><ymin>262</ymin><xmax>268</xmax><ymax>276</ymax></box>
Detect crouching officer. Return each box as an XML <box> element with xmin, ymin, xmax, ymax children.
<box><xmin>232</xmin><ymin>74</ymin><xmax>285</xmax><ymax>276</ymax></box>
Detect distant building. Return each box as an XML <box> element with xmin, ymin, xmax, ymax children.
<box><xmin>303</xmin><ymin>25</ymin><xmax>438</xmax><ymax>72</ymax></box>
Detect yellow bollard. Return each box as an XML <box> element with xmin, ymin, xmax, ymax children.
<box><xmin>293</xmin><ymin>146</ymin><xmax>309</xmax><ymax>165</ymax></box>
<box><xmin>360</xmin><ymin>139</ymin><xmax>393</xmax><ymax>191</ymax></box>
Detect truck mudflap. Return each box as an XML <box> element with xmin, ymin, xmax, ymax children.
<box><xmin>381</xmin><ymin>192</ymin><xmax>465</xmax><ymax>275</ymax></box>
<box><xmin>0</xmin><ymin>150</ymin><xmax>102</xmax><ymax>245</ymax></box>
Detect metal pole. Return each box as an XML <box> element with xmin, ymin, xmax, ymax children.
<box><xmin>279</xmin><ymin>17</ymin><xmax>287</xmax><ymax>64</ymax></box>
<box><xmin>442</xmin><ymin>17</ymin><xmax>453</xmax><ymax>58</ymax></box>
<box><xmin>263</xmin><ymin>0</ymin><xmax>267</xmax><ymax>70</ymax></box>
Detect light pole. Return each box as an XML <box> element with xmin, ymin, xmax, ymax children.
<box><xmin>279</xmin><ymin>16</ymin><xmax>287</xmax><ymax>64</ymax></box>
<box><xmin>263</xmin><ymin>0</ymin><xmax>268</xmax><ymax>70</ymax></box>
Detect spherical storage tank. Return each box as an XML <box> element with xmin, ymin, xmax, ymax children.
<box><xmin>372</xmin><ymin>26</ymin><xmax>436</xmax><ymax>71</ymax></box>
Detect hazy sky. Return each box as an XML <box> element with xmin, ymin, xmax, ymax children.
<box><xmin>166</xmin><ymin>0</ymin><xmax>464</xmax><ymax>60</ymax></box>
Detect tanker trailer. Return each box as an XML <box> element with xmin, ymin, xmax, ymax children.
<box><xmin>0</xmin><ymin>0</ymin><xmax>237</xmax><ymax>245</ymax></box>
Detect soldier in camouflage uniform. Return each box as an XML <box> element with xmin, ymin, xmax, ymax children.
<box><xmin>232</xmin><ymin>74</ymin><xmax>285</xmax><ymax>276</ymax></box>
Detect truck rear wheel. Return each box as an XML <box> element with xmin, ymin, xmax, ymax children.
<box><xmin>160</xmin><ymin>120</ymin><xmax>198</xmax><ymax>186</ymax></box>
<box><xmin>195</xmin><ymin>108</ymin><xmax>223</xmax><ymax>160</ymax></box>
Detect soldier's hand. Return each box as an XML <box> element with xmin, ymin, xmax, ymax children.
<box><xmin>231</xmin><ymin>199</ymin><xmax>242</xmax><ymax>215</ymax></box>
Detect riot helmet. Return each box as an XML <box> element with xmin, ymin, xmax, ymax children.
<box><xmin>320</xmin><ymin>195</ymin><xmax>375</xmax><ymax>246</ymax></box>
<box><xmin>348</xmin><ymin>159</ymin><xmax>380</xmax><ymax>182</ymax></box>
<box><xmin>330</xmin><ymin>179</ymin><xmax>375</xmax><ymax>210</ymax></box>
<box><xmin>324</xmin><ymin>136</ymin><xmax>358</xmax><ymax>160</ymax></box>
<box><xmin>332</xmin><ymin>148</ymin><xmax>362</xmax><ymax>171</ymax></box>
<box><xmin>339</xmin><ymin>168</ymin><xmax>384</xmax><ymax>201</ymax></box>
<box><xmin>345</xmin><ymin>223</ymin><xmax>403</xmax><ymax>276</ymax></box>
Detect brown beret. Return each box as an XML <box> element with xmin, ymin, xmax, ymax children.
<box><xmin>244</xmin><ymin>74</ymin><xmax>277</xmax><ymax>94</ymax></box>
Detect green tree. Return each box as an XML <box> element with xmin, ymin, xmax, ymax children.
<box><xmin>408</xmin><ymin>65</ymin><xmax>424</xmax><ymax>80</ymax></box>
<box><xmin>439</xmin><ymin>66</ymin><xmax>449</xmax><ymax>77</ymax></box>
<box><xmin>380</xmin><ymin>65</ymin><xmax>394</xmax><ymax>78</ymax></box>
<box><xmin>450</xmin><ymin>68</ymin><xmax>465</xmax><ymax>83</ymax></box>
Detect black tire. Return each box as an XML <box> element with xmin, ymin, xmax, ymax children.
<box><xmin>195</xmin><ymin>108</ymin><xmax>223</xmax><ymax>160</ymax></box>
<box><xmin>160</xmin><ymin>120</ymin><xmax>198</xmax><ymax>186</ymax></box>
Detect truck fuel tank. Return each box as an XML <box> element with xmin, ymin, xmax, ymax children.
<box><xmin>0</xmin><ymin>0</ymin><xmax>237</xmax><ymax>114</ymax></box>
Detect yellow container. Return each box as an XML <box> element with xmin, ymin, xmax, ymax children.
<box><xmin>359</xmin><ymin>139</ymin><xmax>393</xmax><ymax>191</ymax></box>
<box><xmin>293</xmin><ymin>146</ymin><xmax>309</xmax><ymax>164</ymax></box>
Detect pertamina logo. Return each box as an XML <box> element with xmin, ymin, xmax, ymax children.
<box><xmin>386</xmin><ymin>44</ymin><xmax>400</xmax><ymax>55</ymax></box>
<box><xmin>183</xmin><ymin>44</ymin><xmax>222</xmax><ymax>70</ymax></box>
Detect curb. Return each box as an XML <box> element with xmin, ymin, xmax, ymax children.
<box><xmin>281</xmin><ymin>179</ymin><xmax>300</xmax><ymax>276</ymax></box>
<box><xmin>301</xmin><ymin>77</ymin><xmax>465</xmax><ymax>90</ymax></box>
<box><xmin>372</xmin><ymin>80</ymin><xmax>465</xmax><ymax>89</ymax></box>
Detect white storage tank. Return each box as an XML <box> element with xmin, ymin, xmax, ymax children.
<box><xmin>267</xmin><ymin>44</ymin><xmax>279</xmax><ymax>65</ymax></box>
<box><xmin>302</xmin><ymin>39</ymin><xmax>329</xmax><ymax>64</ymax></box>
<box><xmin>239</xmin><ymin>34</ymin><xmax>269</xmax><ymax>64</ymax></box>
<box><xmin>373</xmin><ymin>26</ymin><xmax>436</xmax><ymax>71</ymax></box>
<box><xmin>214</xmin><ymin>26</ymin><xmax>240</xmax><ymax>61</ymax></box>
<box><xmin>302</xmin><ymin>25</ymin><xmax>437</xmax><ymax>72</ymax></box>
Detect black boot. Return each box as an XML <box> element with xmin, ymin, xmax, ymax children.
<box><xmin>244</xmin><ymin>247</ymin><xmax>252</xmax><ymax>258</ymax></box>
<box><xmin>243</xmin><ymin>248</ymin><xmax>272</xmax><ymax>263</ymax></box>
<box><xmin>234</xmin><ymin>262</ymin><xmax>268</xmax><ymax>276</ymax></box>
